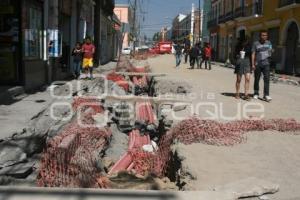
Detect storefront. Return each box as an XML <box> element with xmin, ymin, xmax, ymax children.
<box><xmin>59</xmin><ymin>0</ymin><xmax>72</xmax><ymax>72</ymax></box>
<box><xmin>0</xmin><ymin>0</ymin><xmax>45</xmax><ymax>90</ymax></box>
<box><xmin>0</xmin><ymin>0</ymin><xmax>21</xmax><ymax>85</ymax></box>
<box><xmin>22</xmin><ymin>0</ymin><xmax>45</xmax><ymax>90</ymax></box>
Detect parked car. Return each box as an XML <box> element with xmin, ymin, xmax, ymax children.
<box><xmin>122</xmin><ymin>47</ymin><xmax>131</xmax><ymax>55</ymax></box>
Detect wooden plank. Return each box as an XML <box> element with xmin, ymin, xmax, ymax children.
<box><xmin>115</xmin><ymin>72</ymin><xmax>167</xmax><ymax>77</ymax></box>
<box><xmin>104</xmin><ymin>95</ymin><xmax>192</xmax><ymax>103</ymax></box>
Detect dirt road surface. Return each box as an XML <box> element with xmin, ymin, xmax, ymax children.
<box><xmin>149</xmin><ymin>54</ymin><xmax>300</xmax><ymax>200</ymax></box>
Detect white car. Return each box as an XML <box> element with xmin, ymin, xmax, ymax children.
<box><xmin>122</xmin><ymin>47</ymin><xmax>131</xmax><ymax>55</ymax></box>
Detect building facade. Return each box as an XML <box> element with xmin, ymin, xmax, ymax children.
<box><xmin>114</xmin><ymin>4</ymin><xmax>133</xmax><ymax>49</ymax></box>
<box><xmin>207</xmin><ymin>0</ymin><xmax>300</xmax><ymax>75</ymax></box>
<box><xmin>0</xmin><ymin>0</ymin><xmax>98</xmax><ymax>90</ymax></box>
<box><xmin>171</xmin><ymin>7</ymin><xmax>202</xmax><ymax>45</ymax></box>
<box><xmin>0</xmin><ymin>0</ymin><xmax>119</xmax><ymax>90</ymax></box>
<box><xmin>202</xmin><ymin>0</ymin><xmax>212</xmax><ymax>42</ymax></box>
<box><xmin>99</xmin><ymin>0</ymin><xmax>121</xmax><ymax>65</ymax></box>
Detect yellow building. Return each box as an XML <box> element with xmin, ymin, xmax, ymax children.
<box><xmin>208</xmin><ymin>0</ymin><xmax>300</xmax><ymax>75</ymax></box>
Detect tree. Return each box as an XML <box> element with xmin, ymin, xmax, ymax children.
<box><xmin>153</xmin><ymin>32</ymin><xmax>160</xmax><ymax>42</ymax></box>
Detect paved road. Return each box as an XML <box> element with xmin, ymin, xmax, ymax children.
<box><xmin>149</xmin><ymin>54</ymin><xmax>300</xmax><ymax>200</ymax></box>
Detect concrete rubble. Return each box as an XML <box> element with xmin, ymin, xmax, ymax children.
<box><xmin>0</xmin><ymin>145</ymin><xmax>27</xmax><ymax>168</ymax></box>
<box><xmin>214</xmin><ymin>177</ymin><xmax>279</xmax><ymax>198</ymax></box>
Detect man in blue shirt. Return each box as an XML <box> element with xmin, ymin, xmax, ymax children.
<box><xmin>174</xmin><ymin>41</ymin><xmax>183</xmax><ymax>67</ymax></box>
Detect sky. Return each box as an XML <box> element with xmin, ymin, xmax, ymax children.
<box><xmin>116</xmin><ymin>0</ymin><xmax>202</xmax><ymax>38</ymax></box>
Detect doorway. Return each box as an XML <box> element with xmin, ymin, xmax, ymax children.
<box><xmin>0</xmin><ymin>0</ymin><xmax>21</xmax><ymax>85</ymax></box>
<box><xmin>285</xmin><ymin>22</ymin><xmax>299</xmax><ymax>75</ymax></box>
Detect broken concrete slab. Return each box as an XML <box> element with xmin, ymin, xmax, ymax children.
<box><xmin>0</xmin><ymin>145</ymin><xmax>27</xmax><ymax>168</ymax></box>
<box><xmin>0</xmin><ymin>161</ymin><xmax>35</xmax><ymax>178</ymax></box>
<box><xmin>154</xmin><ymin>78</ymin><xmax>192</xmax><ymax>95</ymax></box>
<box><xmin>92</xmin><ymin>113</ymin><xmax>109</xmax><ymax>127</ymax></box>
<box><xmin>105</xmin><ymin>124</ymin><xmax>128</xmax><ymax>163</ymax></box>
<box><xmin>214</xmin><ymin>177</ymin><xmax>279</xmax><ymax>198</ymax></box>
<box><xmin>173</xmin><ymin>105</ymin><xmax>187</xmax><ymax>112</ymax></box>
<box><xmin>7</xmin><ymin>135</ymin><xmax>46</xmax><ymax>156</ymax></box>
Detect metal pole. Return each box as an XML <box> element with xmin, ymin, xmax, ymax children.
<box><xmin>199</xmin><ymin>0</ymin><xmax>201</xmax><ymax>43</ymax></box>
<box><xmin>132</xmin><ymin>0</ymin><xmax>137</xmax><ymax>54</ymax></box>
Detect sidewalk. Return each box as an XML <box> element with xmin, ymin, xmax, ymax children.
<box><xmin>0</xmin><ymin>60</ymin><xmax>118</xmax><ymax>141</ymax></box>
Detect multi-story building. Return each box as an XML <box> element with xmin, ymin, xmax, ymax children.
<box><xmin>99</xmin><ymin>0</ymin><xmax>122</xmax><ymax>65</ymax></box>
<box><xmin>172</xmin><ymin>6</ymin><xmax>202</xmax><ymax>45</ymax></box>
<box><xmin>202</xmin><ymin>0</ymin><xmax>212</xmax><ymax>42</ymax></box>
<box><xmin>172</xmin><ymin>14</ymin><xmax>187</xmax><ymax>41</ymax></box>
<box><xmin>166</xmin><ymin>27</ymin><xmax>173</xmax><ymax>41</ymax></box>
<box><xmin>207</xmin><ymin>0</ymin><xmax>300</xmax><ymax>75</ymax></box>
<box><xmin>114</xmin><ymin>4</ymin><xmax>133</xmax><ymax>49</ymax></box>
<box><xmin>160</xmin><ymin>27</ymin><xmax>168</xmax><ymax>41</ymax></box>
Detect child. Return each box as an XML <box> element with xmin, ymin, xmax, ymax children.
<box><xmin>71</xmin><ymin>42</ymin><xmax>82</xmax><ymax>79</ymax></box>
<box><xmin>82</xmin><ymin>37</ymin><xmax>95</xmax><ymax>79</ymax></box>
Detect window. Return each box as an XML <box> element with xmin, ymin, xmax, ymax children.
<box><xmin>23</xmin><ymin>6</ymin><xmax>43</xmax><ymax>59</ymax></box>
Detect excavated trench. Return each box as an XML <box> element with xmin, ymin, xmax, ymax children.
<box><xmin>34</xmin><ymin>57</ymin><xmax>192</xmax><ymax>190</ymax></box>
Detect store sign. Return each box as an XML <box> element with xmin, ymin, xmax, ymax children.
<box><xmin>48</xmin><ymin>29</ymin><xmax>62</xmax><ymax>57</ymax></box>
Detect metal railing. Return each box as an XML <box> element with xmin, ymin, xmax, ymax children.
<box><xmin>279</xmin><ymin>0</ymin><xmax>300</xmax><ymax>7</ymax></box>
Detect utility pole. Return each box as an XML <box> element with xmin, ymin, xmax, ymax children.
<box><xmin>199</xmin><ymin>0</ymin><xmax>201</xmax><ymax>43</ymax></box>
<box><xmin>132</xmin><ymin>0</ymin><xmax>137</xmax><ymax>54</ymax></box>
<box><xmin>191</xmin><ymin>3</ymin><xmax>195</xmax><ymax>45</ymax></box>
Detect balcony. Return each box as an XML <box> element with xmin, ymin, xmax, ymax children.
<box><xmin>279</xmin><ymin>0</ymin><xmax>300</xmax><ymax>7</ymax></box>
<box><xmin>224</xmin><ymin>11</ymin><xmax>234</xmax><ymax>22</ymax></box>
<box><xmin>207</xmin><ymin>10</ymin><xmax>218</xmax><ymax>29</ymax></box>
<box><xmin>207</xmin><ymin>18</ymin><xmax>218</xmax><ymax>29</ymax></box>
<box><xmin>206</xmin><ymin>3</ymin><xmax>263</xmax><ymax>28</ymax></box>
<box><xmin>233</xmin><ymin>7</ymin><xmax>243</xmax><ymax>18</ymax></box>
<box><xmin>233</xmin><ymin>3</ymin><xmax>263</xmax><ymax>19</ymax></box>
<box><xmin>218</xmin><ymin>15</ymin><xmax>226</xmax><ymax>24</ymax></box>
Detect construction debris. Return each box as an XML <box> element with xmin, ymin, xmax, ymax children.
<box><xmin>37</xmin><ymin>98</ymin><xmax>112</xmax><ymax>188</ymax></box>
<box><xmin>171</xmin><ymin>117</ymin><xmax>300</xmax><ymax>146</ymax></box>
<box><xmin>214</xmin><ymin>177</ymin><xmax>279</xmax><ymax>198</ymax></box>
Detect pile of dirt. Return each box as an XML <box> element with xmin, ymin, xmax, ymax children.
<box><xmin>154</xmin><ymin>79</ymin><xmax>192</xmax><ymax>95</ymax></box>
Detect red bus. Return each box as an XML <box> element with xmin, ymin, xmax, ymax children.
<box><xmin>158</xmin><ymin>41</ymin><xmax>172</xmax><ymax>54</ymax></box>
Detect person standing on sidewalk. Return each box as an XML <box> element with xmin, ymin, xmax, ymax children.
<box><xmin>71</xmin><ymin>42</ymin><xmax>82</xmax><ymax>79</ymax></box>
<box><xmin>234</xmin><ymin>37</ymin><xmax>252</xmax><ymax>100</ymax></box>
<box><xmin>252</xmin><ymin>30</ymin><xmax>273</xmax><ymax>102</ymax></box>
<box><xmin>174</xmin><ymin>41</ymin><xmax>183</xmax><ymax>68</ymax></box>
<box><xmin>189</xmin><ymin>43</ymin><xmax>200</xmax><ymax>69</ymax></box>
<box><xmin>200</xmin><ymin>42</ymin><xmax>212</xmax><ymax>70</ymax></box>
<box><xmin>82</xmin><ymin>37</ymin><xmax>95</xmax><ymax>79</ymax></box>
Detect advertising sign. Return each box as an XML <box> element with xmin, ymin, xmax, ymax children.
<box><xmin>48</xmin><ymin>29</ymin><xmax>62</xmax><ymax>57</ymax></box>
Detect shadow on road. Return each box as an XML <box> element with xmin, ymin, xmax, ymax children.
<box><xmin>0</xmin><ymin>187</ymin><xmax>178</xmax><ymax>200</ymax></box>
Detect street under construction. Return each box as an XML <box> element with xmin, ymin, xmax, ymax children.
<box><xmin>3</xmin><ymin>53</ymin><xmax>294</xmax><ymax>198</ymax></box>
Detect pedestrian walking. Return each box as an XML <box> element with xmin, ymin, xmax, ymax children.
<box><xmin>234</xmin><ymin>37</ymin><xmax>252</xmax><ymax>100</ymax></box>
<box><xmin>252</xmin><ymin>30</ymin><xmax>273</xmax><ymax>102</ymax></box>
<box><xmin>81</xmin><ymin>37</ymin><xmax>95</xmax><ymax>79</ymax></box>
<box><xmin>200</xmin><ymin>42</ymin><xmax>212</xmax><ymax>70</ymax></box>
<box><xmin>71</xmin><ymin>42</ymin><xmax>82</xmax><ymax>79</ymax></box>
<box><xmin>183</xmin><ymin>38</ymin><xmax>191</xmax><ymax>64</ymax></box>
<box><xmin>174</xmin><ymin>42</ymin><xmax>183</xmax><ymax>68</ymax></box>
<box><xmin>189</xmin><ymin>43</ymin><xmax>200</xmax><ymax>69</ymax></box>
<box><xmin>183</xmin><ymin>46</ymin><xmax>191</xmax><ymax>64</ymax></box>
